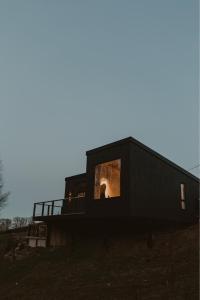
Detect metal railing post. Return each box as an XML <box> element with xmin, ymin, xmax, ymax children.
<box><xmin>47</xmin><ymin>205</ymin><xmax>50</xmax><ymax>216</ymax></box>
<box><xmin>33</xmin><ymin>203</ymin><xmax>36</xmax><ymax>217</ymax></box>
<box><xmin>51</xmin><ymin>201</ymin><xmax>54</xmax><ymax>215</ymax></box>
<box><xmin>42</xmin><ymin>202</ymin><xmax>44</xmax><ymax>216</ymax></box>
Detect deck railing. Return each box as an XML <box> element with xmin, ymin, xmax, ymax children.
<box><xmin>33</xmin><ymin>196</ymin><xmax>85</xmax><ymax>218</ymax></box>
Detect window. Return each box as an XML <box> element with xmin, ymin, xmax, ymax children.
<box><xmin>94</xmin><ymin>159</ymin><xmax>121</xmax><ymax>199</ymax></box>
<box><xmin>78</xmin><ymin>192</ymin><xmax>85</xmax><ymax>198</ymax></box>
<box><xmin>180</xmin><ymin>183</ymin><xmax>186</xmax><ymax>210</ymax></box>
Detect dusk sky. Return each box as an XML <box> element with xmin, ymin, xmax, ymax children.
<box><xmin>0</xmin><ymin>0</ymin><xmax>199</xmax><ymax>218</ymax></box>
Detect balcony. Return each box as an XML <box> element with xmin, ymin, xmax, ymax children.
<box><xmin>33</xmin><ymin>196</ymin><xmax>85</xmax><ymax>219</ymax></box>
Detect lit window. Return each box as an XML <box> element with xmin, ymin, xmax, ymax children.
<box><xmin>180</xmin><ymin>183</ymin><xmax>186</xmax><ymax>210</ymax></box>
<box><xmin>94</xmin><ymin>159</ymin><xmax>121</xmax><ymax>199</ymax></box>
<box><xmin>181</xmin><ymin>200</ymin><xmax>186</xmax><ymax>210</ymax></box>
<box><xmin>180</xmin><ymin>184</ymin><xmax>185</xmax><ymax>201</ymax></box>
<box><xmin>78</xmin><ymin>192</ymin><xmax>85</xmax><ymax>198</ymax></box>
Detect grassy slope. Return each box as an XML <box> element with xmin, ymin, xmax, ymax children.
<box><xmin>0</xmin><ymin>224</ymin><xmax>198</xmax><ymax>300</ymax></box>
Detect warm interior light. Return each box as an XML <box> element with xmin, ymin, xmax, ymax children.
<box><xmin>94</xmin><ymin>159</ymin><xmax>121</xmax><ymax>199</ymax></box>
<box><xmin>100</xmin><ymin>178</ymin><xmax>110</xmax><ymax>198</ymax></box>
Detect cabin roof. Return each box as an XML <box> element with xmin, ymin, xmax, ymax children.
<box><xmin>86</xmin><ymin>137</ymin><xmax>199</xmax><ymax>183</ymax></box>
<box><xmin>65</xmin><ymin>173</ymin><xmax>86</xmax><ymax>181</ymax></box>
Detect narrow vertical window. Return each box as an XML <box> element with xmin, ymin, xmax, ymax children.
<box><xmin>180</xmin><ymin>184</ymin><xmax>186</xmax><ymax>210</ymax></box>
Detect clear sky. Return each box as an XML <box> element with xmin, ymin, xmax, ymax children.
<box><xmin>0</xmin><ymin>0</ymin><xmax>199</xmax><ymax>218</ymax></box>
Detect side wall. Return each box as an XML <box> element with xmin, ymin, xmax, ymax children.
<box><xmin>130</xmin><ymin>143</ymin><xmax>199</xmax><ymax>222</ymax></box>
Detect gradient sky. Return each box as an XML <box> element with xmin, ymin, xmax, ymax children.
<box><xmin>0</xmin><ymin>0</ymin><xmax>199</xmax><ymax>218</ymax></box>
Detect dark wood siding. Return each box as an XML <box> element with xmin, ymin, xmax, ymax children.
<box><xmin>64</xmin><ymin>174</ymin><xmax>87</xmax><ymax>198</ymax></box>
<box><xmin>129</xmin><ymin>143</ymin><xmax>199</xmax><ymax>222</ymax></box>
<box><xmin>86</xmin><ymin>142</ymin><xmax>131</xmax><ymax>218</ymax></box>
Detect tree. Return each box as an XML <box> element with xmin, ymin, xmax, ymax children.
<box><xmin>0</xmin><ymin>218</ymin><xmax>12</xmax><ymax>231</ymax></box>
<box><xmin>12</xmin><ymin>217</ymin><xmax>32</xmax><ymax>229</ymax></box>
<box><xmin>0</xmin><ymin>162</ymin><xmax>9</xmax><ymax>212</ymax></box>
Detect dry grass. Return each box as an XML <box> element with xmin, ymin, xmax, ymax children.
<box><xmin>0</xmin><ymin>224</ymin><xmax>198</xmax><ymax>300</ymax></box>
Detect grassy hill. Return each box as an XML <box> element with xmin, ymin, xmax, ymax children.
<box><xmin>0</xmin><ymin>223</ymin><xmax>198</xmax><ymax>300</ymax></box>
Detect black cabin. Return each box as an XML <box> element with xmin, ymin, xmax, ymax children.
<box><xmin>33</xmin><ymin>137</ymin><xmax>199</xmax><ymax>224</ymax></box>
